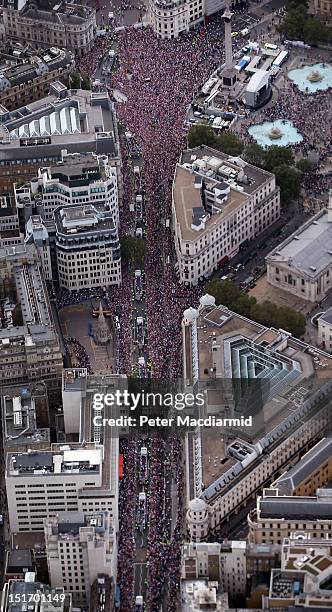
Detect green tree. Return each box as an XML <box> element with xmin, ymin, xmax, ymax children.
<box><xmin>81</xmin><ymin>74</ymin><xmax>91</xmax><ymax>90</ymax></box>
<box><xmin>278</xmin><ymin>7</ymin><xmax>308</xmax><ymax>41</ymax></box>
<box><xmin>296</xmin><ymin>158</ymin><xmax>314</xmax><ymax>173</ymax></box>
<box><xmin>274</xmin><ymin>165</ymin><xmax>301</xmax><ymax>206</ymax></box>
<box><xmin>303</xmin><ymin>16</ymin><xmax>325</xmax><ymax>44</ymax></box>
<box><xmin>243</xmin><ymin>143</ymin><xmax>266</xmax><ymax>168</ymax></box>
<box><xmin>187</xmin><ymin>124</ymin><xmax>217</xmax><ymax>149</ymax></box>
<box><xmin>205</xmin><ymin>279</ymin><xmax>240</xmax><ymax>308</ymax></box>
<box><xmin>120</xmin><ymin>235</ymin><xmax>146</xmax><ymax>265</ymax></box>
<box><xmin>69</xmin><ymin>72</ymin><xmax>81</xmax><ymax>89</ymax></box>
<box><xmin>264</xmin><ymin>146</ymin><xmax>294</xmax><ymax>172</ymax></box>
<box><xmin>216</xmin><ymin>132</ymin><xmax>244</xmax><ymax>156</ymax></box>
<box><xmin>276</xmin><ymin>306</ymin><xmax>306</xmax><ymax>337</ymax></box>
<box><xmin>232</xmin><ymin>293</ymin><xmax>256</xmax><ymax>316</ymax></box>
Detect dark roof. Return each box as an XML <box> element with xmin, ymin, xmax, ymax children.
<box><xmin>12</xmin><ymin>451</ymin><xmax>53</xmax><ymax>470</ymax></box>
<box><xmin>6</xmin><ymin>549</ymin><xmax>34</xmax><ymax>572</ymax></box>
<box><xmin>260</xmin><ymin>497</ymin><xmax>332</xmax><ymax>520</ymax></box>
<box><xmin>276</xmin><ymin>438</ymin><xmax>332</xmax><ymax>495</ymax></box>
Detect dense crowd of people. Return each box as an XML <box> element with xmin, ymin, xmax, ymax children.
<box><xmin>56</xmin><ymin>13</ymin><xmax>332</xmax><ymax>609</ymax></box>
<box><xmin>64</xmin><ymin>337</ymin><xmax>92</xmax><ymax>373</ymax></box>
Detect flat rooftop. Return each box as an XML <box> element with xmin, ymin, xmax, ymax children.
<box><xmin>2</xmin><ymin>384</ymin><xmax>50</xmax><ymax>448</ymax></box>
<box><xmin>5</xmin><ymin>581</ymin><xmax>66</xmax><ymax>612</ymax></box>
<box><xmin>173</xmin><ymin>163</ymin><xmax>248</xmax><ymax>241</ymax></box>
<box><xmin>54</xmin><ymin>203</ymin><xmax>116</xmax><ymax>235</ymax></box>
<box><xmin>7</xmin><ymin>445</ymin><xmax>102</xmax><ymax>477</ymax></box>
<box><xmin>63</xmin><ymin>368</ymin><xmax>87</xmax><ymax>391</ymax></box>
<box><xmin>260</xmin><ymin>490</ymin><xmax>332</xmax><ymax>520</ymax></box>
<box><xmin>267</xmin><ymin>209</ymin><xmax>332</xmax><ymax>278</ymax></box>
<box><xmin>0</xmin><ymin>89</ymin><xmax>118</xmax><ymax>161</ymax></box>
<box><xmin>185</xmin><ymin>303</ymin><xmax>332</xmax><ymax>504</ymax></box>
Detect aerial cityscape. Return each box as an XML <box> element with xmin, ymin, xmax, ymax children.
<box><xmin>0</xmin><ymin>0</ymin><xmax>331</xmax><ymax>608</ymax></box>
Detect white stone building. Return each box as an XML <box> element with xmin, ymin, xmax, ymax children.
<box><xmin>5</xmin><ymin>444</ymin><xmax>119</xmax><ymax>533</ymax></box>
<box><xmin>3</xmin><ymin>2</ymin><xmax>96</xmax><ymax>57</ymax></box>
<box><xmin>45</xmin><ymin>511</ymin><xmax>116</xmax><ymax>606</ymax></box>
<box><xmin>173</xmin><ymin>147</ymin><xmax>280</xmax><ymax>285</ymax></box>
<box><xmin>182</xmin><ymin>297</ymin><xmax>332</xmax><ymax>541</ymax></box>
<box><xmin>54</xmin><ymin>202</ymin><xmax>121</xmax><ymax>290</ymax></box>
<box><xmin>149</xmin><ymin>0</ymin><xmax>204</xmax><ymax>40</ymax></box>
<box><xmin>267</xmin><ymin>191</ymin><xmax>332</xmax><ymax>303</ymax></box>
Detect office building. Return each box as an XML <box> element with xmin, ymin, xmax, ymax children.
<box><xmin>25</xmin><ymin>216</ymin><xmax>52</xmax><ymax>281</ymax></box>
<box><xmin>0</xmin><ymin>85</ymin><xmax>121</xmax><ymax>195</ymax></box>
<box><xmin>54</xmin><ymin>202</ymin><xmax>121</xmax><ymax>290</ymax></box>
<box><xmin>0</xmin><ymin>193</ymin><xmax>22</xmax><ymax>247</ymax></box>
<box><xmin>4</xmin><ymin>549</ymin><xmax>35</xmax><ymax>581</ymax></box>
<box><xmin>173</xmin><ymin>147</ymin><xmax>280</xmax><ymax>285</ymax></box>
<box><xmin>183</xmin><ymin>297</ymin><xmax>332</xmax><ymax>541</ymax></box>
<box><xmin>249</xmin><ymin>488</ymin><xmax>332</xmax><ymax>546</ymax></box>
<box><xmin>149</xmin><ymin>0</ymin><xmax>227</xmax><ymax>39</ymax></box>
<box><xmin>249</xmin><ymin>438</ymin><xmax>332</xmax><ymax>545</ymax></box>
<box><xmin>267</xmin><ymin>191</ymin><xmax>332</xmax><ymax>302</ymax></box>
<box><xmin>5</xmin><ymin>443</ymin><xmax>120</xmax><ymax>532</ymax></box>
<box><xmin>45</xmin><ymin>511</ymin><xmax>116</xmax><ymax>607</ymax></box>
<box><xmin>180</xmin><ymin>580</ymin><xmax>229</xmax><ymax>611</ymax></box>
<box><xmin>1</xmin><ymin>382</ymin><xmax>50</xmax><ymax>453</ymax></box>
<box><xmin>3</xmin><ymin>0</ymin><xmax>96</xmax><ymax>56</ymax></box>
<box><xmin>0</xmin><ymin>244</ymin><xmax>63</xmax><ymax>389</ymax></box>
<box><xmin>0</xmin><ymin>577</ymin><xmax>70</xmax><ymax>612</ymax></box>
<box><xmin>262</xmin><ymin>534</ymin><xmax>332</xmax><ymax>609</ymax></box>
<box><xmin>181</xmin><ymin>541</ymin><xmax>246</xmax><ymax>597</ymax></box>
<box><xmin>149</xmin><ymin>0</ymin><xmax>204</xmax><ymax>40</ymax></box>
<box><xmin>29</xmin><ymin>152</ymin><xmax>119</xmax><ymax>229</ymax></box>
<box><xmin>0</xmin><ymin>44</ymin><xmax>74</xmax><ymax>110</ymax></box>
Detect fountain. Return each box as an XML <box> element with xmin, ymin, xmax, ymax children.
<box><xmin>307</xmin><ymin>70</ymin><xmax>323</xmax><ymax>83</ymax></box>
<box><xmin>248</xmin><ymin>119</ymin><xmax>303</xmax><ymax>148</ymax></box>
<box><xmin>268</xmin><ymin>126</ymin><xmax>283</xmax><ymax>140</ymax></box>
<box><xmin>288</xmin><ymin>63</ymin><xmax>332</xmax><ymax>93</ymax></box>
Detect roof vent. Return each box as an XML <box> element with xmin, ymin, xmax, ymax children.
<box><xmin>310</xmin><ymin>266</ymin><xmax>316</xmax><ymax>272</ymax></box>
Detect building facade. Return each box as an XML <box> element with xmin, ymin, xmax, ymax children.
<box><xmin>313</xmin><ymin>0</ymin><xmax>331</xmax><ymax>21</ymax></box>
<box><xmin>0</xmin><ymin>86</ymin><xmax>121</xmax><ymax>196</ymax></box>
<box><xmin>45</xmin><ymin>511</ymin><xmax>116</xmax><ymax>606</ymax></box>
<box><xmin>173</xmin><ymin>147</ymin><xmax>280</xmax><ymax>285</ymax></box>
<box><xmin>149</xmin><ymin>0</ymin><xmax>204</xmax><ymax>40</ymax></box>
<box><xmin>0</xmin><ymin>244</ymin><xmax>63</xmax><ymax>389</ymax></box>
<box><xmin>267</xmin><ymin>191</ymin><xmax>332</xmax><ymax>303</ymax></box>
<box><xmin>54</xmin><ymin>202</ymin><xmax>121</xmax><ymax>290</ymax></box>
<box><xmin>3</xmin><ymin>2</ymin><xmax>96</xmax><ymax>57</ymax></box>
<box><xmin>317</xmin><ymin>307</ymin><xmax>332</xmax><ymax>351</ymax></box>
<box><xmin>5</xmin><ymin>444</ymin><xmax>120</xmax><ymax>532</ymax></box>
<box><xmin>182</xmin><ymin>297</ymin><xmax>332</xmax><ymax>541</ymax></box>
<box><xmin>0</xmin><ymin>45</ymin><xmax>74</xmax><ymax>110</ymax></box>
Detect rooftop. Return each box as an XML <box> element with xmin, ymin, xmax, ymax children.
<box><xmin>7</xmin><ymin>444</ymin><xmax>102</xmax><ymax>477</ymax></box>
<box><xmin>184</xmin><ymin>302</ymin><xmax>332</xmax><ymax>503</ymax></box>
<box><xmin>4</xmin><ymin>580</ymin><xmax>66</xmax><ymax>612</ymax></box>
<box><xmin>54</xmin><ymin>203</ymin><xmax>116</xmax><ymax>236</ymax></box>
<box><xmin>20</xmin><ymin>1</ymin><xmax>95</xmax><ymax>25</ymax></box>
<box><xmin>0</xmin><ymin>46</ymin><xmax>73</xmax><ymax>88</ymax></box>
<box><xmin>0</xmin><ymin>244</ymin><xmax>58</xmax><ymax>345</ymax></box>
<box><xmin>0</xmin><ymin>88</ymin><xmax>118</xmax><ymax>161</ymax></box>
<box><xmin>259</xmin><ymin>489</ymin><xmax>332</xmax><ymax>520</ymax></box>
<box><xmin>2</xmin><ymin>383</ymin><xmax>50</xmax><ymax>449</ymax></box>
<box><xmin>267</xmin><ymin>209</ymin><xmax>332</xmax><ymax>278</ymax></box>
<box><xmin>275</xmin><ymin>438</ymin><xmax>332</xmax><ymax>495</ymax></box>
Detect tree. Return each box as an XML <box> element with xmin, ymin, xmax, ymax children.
<box><xmin>205</xmin><ymin>279</ymin><xmax>240</xmax><ymax>308</ymax></box>
<box><xmin>69</xmin><ymin>72</ymin><xmax>81</xmax><ymax>89</ymax></box>
<box><xmin>264</xmin><ymin>146</ymin><xmax>294</xmax><ymax>172</ymax></box>
<box><xmin>278</xmin><ymin>7</ymin><xmax>308</xmax><ymax>41</ymax></box>
<box><xmin>187</xmin><ymin>124</ymin><xmax>217</xmax><ymax>149</ymax></box>
<box><xmin>232</xmin><ymin>293</ymin><xmax>256</xmax><ymax>316</ymax></box>
<box><xmin>273</xmin><ymin>165</ymin><xmax>301</xmax><ymax>206</ymax></box>
<box><xmin>216</xmin><ymin>132</ymin><xmax>244</xmax><ymax>156</ymax></box>
<box><xmin>120</xmin><ymin>235</ymin><xmax>146</xmax><ymax>265</ymax></box>
<box><xmin>276</xmin><ymin>306</ymin><xmax>306</xmax><ymax>337</ymax></box>
<box><xmin>81</xmin><ymin>74</ymin><xmax>91</xmax><ymax>90</ymax></box>
<box><xmin>303</xmin><ymin>16</ymin><xmax>325</xmax><ymax>44</ymax></box>
<box><xmin>243</xmin><ymin>143</ymin><xmax>266</xmax><ymax>168</ymax></box>
<box><xmin>296</xmin><ymin>158</ymin><xmax>314</xmax><ymax>173</ymax></box>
